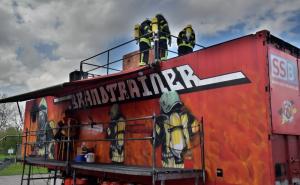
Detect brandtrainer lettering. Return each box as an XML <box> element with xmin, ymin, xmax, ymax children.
<box><xmin>70</xmin><ymin>65</ymin><xmax>249</xmax><ymax>110</ymax></box>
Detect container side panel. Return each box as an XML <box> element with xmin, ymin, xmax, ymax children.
<box><xmin>21</xmin><ymin>33</ymin><xmax>272</xmax><ymax>185</ymax></box>
<box><xmin>198</xmin><ymin>32</ymin><xmax>271</xmax><ymax>185</ymax></box>
<box><xmin>67</xmin><ymin>33</ymin><xmax>270</xmax><ymax>185</ymax></box>
<box><xmin>268</xmin><ymin>46</ymin><xmax>300</xmax><ymax>134</ymax></box>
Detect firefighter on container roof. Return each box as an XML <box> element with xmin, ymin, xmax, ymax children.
<box><xmin>136</xmin><ymin>19</ymin><xmax>152</xmax><ymax>66</ymax></box>
<box><xmin>155</xmin><ymin>91</ymin><xmax>201</xmax><ymax>168</ymax></box>
<box><xmin>154</xmin><ymin>14</ymin><xmax>171</xmax><ymax>61</ymax></box>
<box><xmin>177</xmin><ymin>24</ymin><xmax>195</xmax><ymax>56</ymax></box>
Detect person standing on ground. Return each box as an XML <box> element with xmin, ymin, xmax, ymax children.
<box><xmin>177</xmin><ymin>25</ymin><xmax>195</xmax><ymax>56</ymax></box>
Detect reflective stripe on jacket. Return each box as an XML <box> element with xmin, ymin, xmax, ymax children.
<box><xmin>177</xmin><ymin>28</ymin><xmax>195</xmax><ymax>48</ymax></box>
<box><xmin>140</xmin><ymin>19</ymin><xmax>152</xmax><ymax>46</ymax></box>
<box><xmin>140</xmin><ymin>37</ymin><xmax>151</xmax><ymax>46</ymax></box>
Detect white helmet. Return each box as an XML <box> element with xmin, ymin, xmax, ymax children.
<box><xmin>159</xmin><ymin>91</ymin><xmax>182</xmax><ymax>114</ymax></box>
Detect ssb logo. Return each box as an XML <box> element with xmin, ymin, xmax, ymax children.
<box><xmin>270</xmin><ymin>53</ymin><xmax>298</xmax><ymax>87</ymax></box>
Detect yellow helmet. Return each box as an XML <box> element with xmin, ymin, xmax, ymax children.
<box><xmin>186</xmin><ymin>24</ymin><xmax>192</xmax><ymax>28</ymax></box>
<box><xmin>186</xmin><ymin>25</ymin><xmax>193</xmax><ymax>36</ymax></box>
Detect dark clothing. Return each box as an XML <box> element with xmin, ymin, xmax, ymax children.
<box><xmin>178</xmin><ymin>46</ymin><xmax>193</xmax><ymax>56</ymax></box>
<box><xmin>159</xmin><ymin>40</ymin><xmax>168</xmax><ymax>60</ymax></box>
<box><xmin>156</xmin><ymin>14</ymin><xmax>171</xmax><ymax>41</ymax></box>
<box><xmin>156</xmin><ymin>14</ymin><xmax>170</xmax><ymax>60</ymax></box>
<box><xmin>139</xmin><ymin>42</ymin><xmax>150</xmax><ymax>65</ymax></box>
<box><xmin>139</xmin><ymin>19</ymin><xmax>152</xmax><ymax>64</ymax></box>
<box><xmin>140</xmin><ymin>19</ymin><xmax>152</xmax><ymax>42</ymax></box>
<box><xmin>177</xmin><ymin>27</ymin><xmax>195</xmax><ymax>56</ymax></box>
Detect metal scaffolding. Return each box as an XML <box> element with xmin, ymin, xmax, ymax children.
<box><xmin>19</xmin><ymin>114</ymin><xmax>205</xmax><ymax>185</ymax></box>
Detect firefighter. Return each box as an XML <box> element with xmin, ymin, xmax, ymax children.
<box><xmin>33</xmin><ymin>98</ymin><xmax>54</xmax><ymax>158</ymax></box>
<box><xmin>107</xmin><ymin>104</ymin><xmax>126</xmax><ymax>163</ymax></box>
<box><xmin>155</xmin><ymin>91</ymin><xmax>200</xmax><ymax>168</ymax></box>
<box><xmin>154</xmin><ymin>14</ymin><xmax>171</xmax><ymax>60</ymax></box>
<box><xmin>177</xmin><ymin>24</ymin><xmax>195</xmax><ymax>56</ymax></box>
<box><xmin>36</xmin><ymin>98</ymin><xmax>48</xmax><ymax>149</ymax></box>
<box><xmin>138</xmin><ymin>19</ymin><xmax>152</xmax><ymax>66</ymax></box>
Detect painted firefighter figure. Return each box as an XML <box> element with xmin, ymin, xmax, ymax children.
<box><xmin>30</xmin><ymin>98</ymin><xmax>54</xmax><ymax>158</ymax></box>
<box><xmin>107</xmin><ymin>104</ymin><xmax>126</xmax><ymax>163</ymax></box>
<box><xmin>155</xmin><ymin>91</ymin><xmax>201</xmax><ymax>168</ymax></box>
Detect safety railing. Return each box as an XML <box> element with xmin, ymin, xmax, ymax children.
<box><xmin>22</xmin><ymin>115</ymin><xmax>155</xmax><ymax>165</ymax></box>
<box><xmin>79</xmin><ymin>31</ymin><xmax>206</xmax><ymax>77</ymax></box>
<box><xmin>20</xmin><ymin>114</ymin><xmax>205</xmax><ymax>184</ymax></box>
<box><xmin>164</xmin><ymin>31</ymin><xmax>206</xmax><ymax>55</ymax></box>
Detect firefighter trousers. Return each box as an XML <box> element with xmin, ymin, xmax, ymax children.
<box><xmin>159</xmin><ymin>39</ymin><xmax>168</xmax><ymax>60</ymax></box>
<box><xmin>139</xmin><ymin>41</ymin><xmax>150</xmax><ymax>65</ymax></box>
<box><xmin>178</xmin><ymin>46</ymin><xmax>193</xmax><ymax>56</ymax></box>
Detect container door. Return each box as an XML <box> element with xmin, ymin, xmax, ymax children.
<box><xmin>272</xmin><ymin>134</ymin><xmax>300</xmax><ymax>184</ymax></box>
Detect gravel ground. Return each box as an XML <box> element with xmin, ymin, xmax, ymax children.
<box><xmin>0</xmin><ymin>175</ymin><xmax>63</xmax><ymax>185</ymax></box>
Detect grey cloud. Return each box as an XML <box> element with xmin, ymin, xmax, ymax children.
<box><xmin>0</xmin><ymin>7</ymin><xmax>18</xmax><ymax>47</ymax></box>
<box><xmin>0</xmin><ymin>0</ymin><xmax>299</xmax><ymax>97</ymax></box>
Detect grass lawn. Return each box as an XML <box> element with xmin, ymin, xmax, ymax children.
<box><xmin>0</xmin><ymin>154</ymin><xmax>15</xmax><ymax>160</ymax></box>
<box><xmin>0</xmin><ymin>163</ymin><xmax>48</xmax><ymax>176</ymax></box>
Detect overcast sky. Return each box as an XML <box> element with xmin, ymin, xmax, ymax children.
<box><xmin>0</xmin><ymin>0</ymin><xmax>299</xmax><ymax>97</ymax></box>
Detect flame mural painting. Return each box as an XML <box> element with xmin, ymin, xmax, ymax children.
<box><xmin>16</xmin><ymin>31</ymin><xmax>300</xmax><ymax>185</ymax></box>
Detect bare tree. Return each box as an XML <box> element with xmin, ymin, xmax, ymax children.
<box><xmin>0</xmin><ymin>94</ymin><xmax>23</xmax><ymax>131</ymax></box>
<box><xmin>11</xmin><ymin>104</ymin><xmax>23</xmax><ymax>131</ymax></box>
<box><xmin>0</xmin><ymin>94</ymin><xmax>10</xmax><ymax>130</ymax></box>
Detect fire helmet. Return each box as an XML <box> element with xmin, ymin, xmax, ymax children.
<box><xmin>159</xmin><ymin>91</ymin><xmax>182</xmax><ymax>114</ymax></box>
<box><xmin>110</xmin><ymin>104</ymin><xmax>120</xmax><ymax>119</ymax></box>
<box><xmin>39</xmin><ymin>98</ymin><xmax>47</xmax><ymax>111</ymax></box>
<box><xmin>186</xmin><ymin>24</ymin><xmax>192</xmax><ymax>28</ymax></box>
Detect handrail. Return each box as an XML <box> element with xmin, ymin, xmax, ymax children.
<box><xmin>79</xmin><ymin>31</ymin><xmax>206</xmax><ymax>77</ymax></box>
<box><xmin>83</xmin><ymin>48</ymin><xmax>148</xmax><ymax>73</ymax></box>
<box><xmin>80</xmin><ymin>38</ymin><xmax>137</xmax><ymax>64</ymax></box>
<box><xmin>21</xmin><ymin>115</ymin><xmax>204</xmax><ymax>161</ymax></box>
<box><xmin>165</xmin><ymin>31</ymin><xmax>206</xmax><ymax>49</ymax></box>
<box><xmin>0</xmin><ymin>135</ymin><xmax>23</xmax><ymax>143</ymax></box>
<box><xmin>24</xmin><ymin>137</ymin><xmax>153</xmax><ymax>145</ymax></box>
<box><xmin>79</xmin><ymin>37</ymin><xmax>138</xmax><ymax>75</ymax></box>
<box><xmin>21</xmin><ymin>114</ymin><xmax>205</xmax><ymax>185</ymax></box>
<box><xmin>22</xmin><ymin>115</ymin><xmax>154</xmax><ymax>134</ymax></box>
